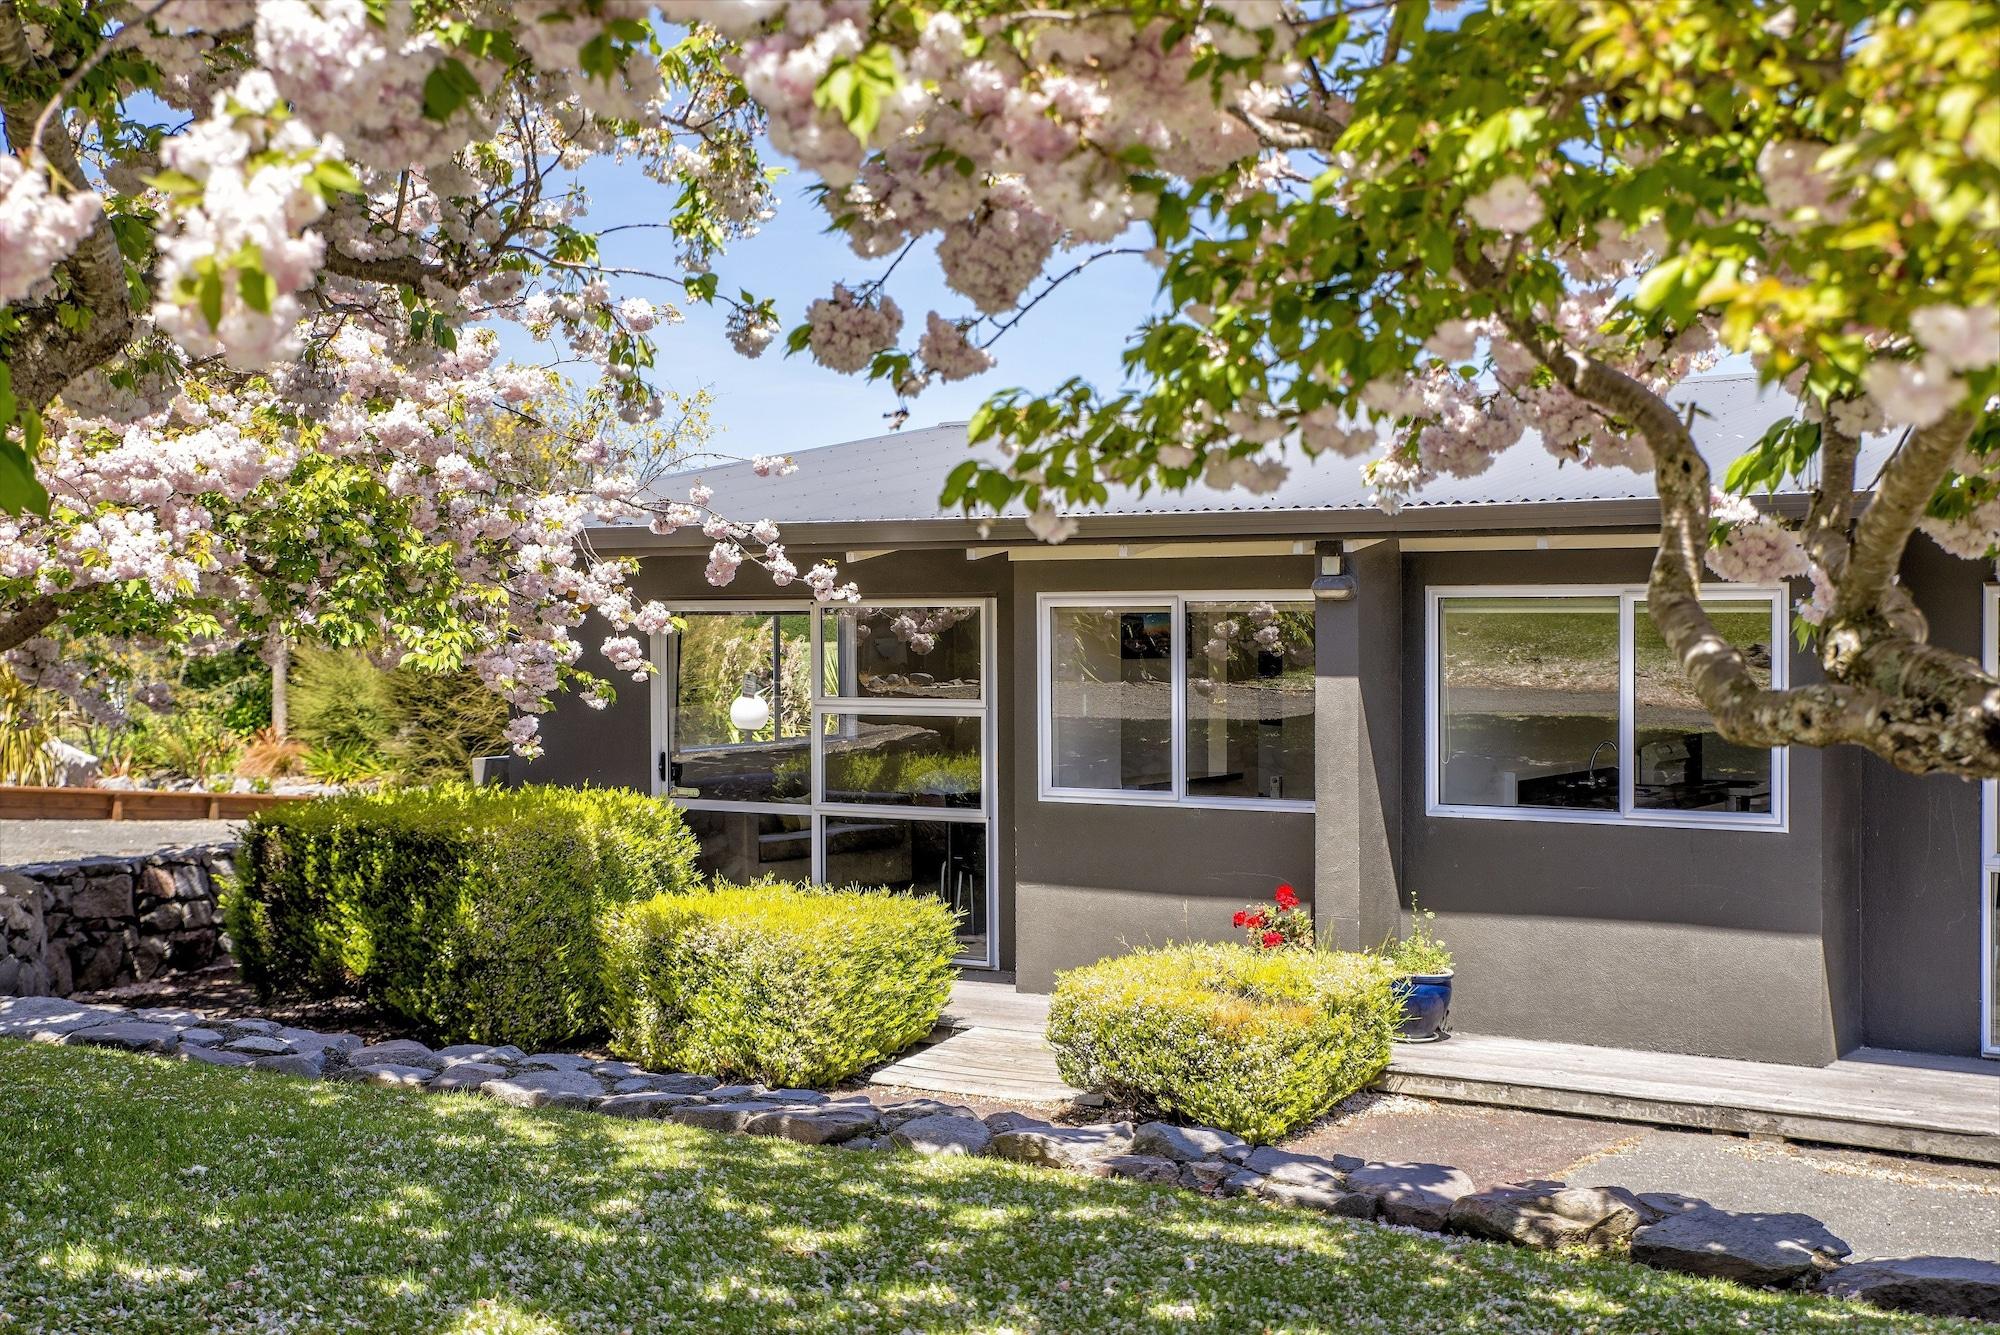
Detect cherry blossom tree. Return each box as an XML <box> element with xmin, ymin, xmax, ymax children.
<box><xmin>3</xmin><ymin>0</ymin><xmax>1996</xmax><ymax>775</ymax></box>
<box><xmin>732</xmin><ymin>0</ymin><xmax>1999</xmax><ymax>776</ymax></box>
<box><xmin>0</xmin><ymin>0</ymin><xmax>848</xmax><ymax>756</ymax></box>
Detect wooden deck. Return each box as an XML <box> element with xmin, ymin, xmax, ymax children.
<box><xmin>868</xmin><ymin>980</ymin><xmax>1081</xmax><ymax>1104</ymax></box>
<box><xmin>877</xmin><ymin>982</ymin><xmax>2000</xmax><ymax>1163</ymax></box>
<box><xmin>1383</xmin><ymin>1033</ymin><xmax>2000</xmax><ymax>1165</ymax></box>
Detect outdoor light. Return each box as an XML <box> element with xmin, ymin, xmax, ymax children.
<box><xmin>728</xmin><ymin>674</ymin><xmax>771</xmax><ymax>733</ymax></box>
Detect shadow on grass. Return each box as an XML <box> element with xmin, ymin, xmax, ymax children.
<box><xmin>0</xmin><ymin>1041</ymin><xmax>1958</xmax><ymax>1334</ymax></box>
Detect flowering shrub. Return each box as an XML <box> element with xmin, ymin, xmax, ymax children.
<box><xmin>601</xmin><ymin>882</ymin><xmax>956</xmax><ymax>1088</ymax></box>
<box><xmin>1383</xmin><ymin>902</ymin><xmax>1455</xmax><ymax>977</ymax></box>
<box><xmin>1233</xmin><ymin>882</ymin><xmax>1312</xmax><ymax>950</ymax></box>
<box><xmin>1048</xmin><ymin>943</ymin><xmax>1400</xmax><ymax>1144</ymax></box>
<box><xmin>227</xmin><ymin>784</ymin><xmax>697</xmax><ymax>1049</ymax></box>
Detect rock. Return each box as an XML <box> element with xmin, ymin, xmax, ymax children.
<box><xmin>597</xmin><ymin>1092</ymin><xmax>703</xmax><ymax>1119</ymax></box>
<box><xmin>63</xmin><ymin>1020</ymin><xmax>182</xmax><ymax>1053</ymax></box>
<box><xmin>0</xmin><ymin>996</ymin><xmax>122</xmax><ymax>1039</ymax></box>
<box><xmin>671</xmin><ymin>1100</ymin><xmax>794</xmax><ymax>1134</ymax></box>
<box><xmin>338</xmin><ymin>1062</ymin><xmax>434</xmax><ymax>1088</ymax></box>
<box><xmin>131</xmin><ymin>1007</ymin><xmax>205</xmax><ymax>1025</ymax></box>
<box><xmin>175</xmin><ymin>1028</ymin><xmax>225</xmax><ymax>1047</ymax></box>
<box><xmin>276</xmin><ymin>1028</ymin><xmax>362</xmax><ymax>1055</ymax></box>
<box><xmin>253</xmin><ymin>1051</ymin><xmax>327</xmax><ymax>1078</ymax></box>
<box><xmin>346</xmin><ymin>1040</ymin><xmax>441</xmax><ymax>1070</ymax></box>
<box><xmin>1131</xmin><ymin>1121</ymin><xmax>1251</xmax><ymax>1165</ymax></box>
<box><xmin>647</xmin><ymin>1073</ymin><xmax>721</xmax><ymax>1096</ymax></box>
<box><xmin>1345</xmin><ymin>1161</ymin><xmax>1477</xmax><ymax>1231</ymax></box>
<box><xmin>878</xmin><ymin>1099</ymin><xmax>981</xmax><ymax>1128</ymax></box>
<box><xmin>990</xmin><ymin>1123</ymin><xmax>1135</xmax><ymax>1172</ymax></box>
<box><xmin>760</xmin><ymin>1088</ymin><xmax>829</xmax><ymax>1105</ymax></box>
<box><xmin>1179</xmin><ymin>1161</ymin><xmax>1265</xmax><ymax>1198</ymax></box>
<box><xmin>428</xmin><ymin>1062</ymin><xmax>510</xmax><ymax>1092</ymax></box>
<box><xmin>1448</xmin><ymin>1183</ymin><xmax>1664</xmax><ymax>1250</ymax></box>
<box><xmin>891</xmin><ymin>1114</ymin><xmax>995</xmax><ymax>1158</ymax></box>
<box><xmin>68</xmin><ymin>878</ymin><xmax>134</xmax><ymax>920</ymax></box>
<box><xmin>589</xmin><ymin>1060</ymin><xmax>648</xmax><ymax>1080</ymax></box>
<box><xmin>610</xmin><ymin>1076</ymin><xmax>668</xmax><ymax>1095</ymax></box>
<box><xmin>223</xmin><ymin>1035</ymin><xmax>294</xmax><ymax>1056</ymax></box>
<box><xmin>983</xmin><ymin>1110</ymin><xmax>1051</xmax><ymax>1134</ymax></box>
<box><xmin>436</xmin><ymin>1043</ymin><xmax>527</xmax><ymax>1064</ymax></box>
<box><xmin>517</xmin><ymin>1052</ymin><xmax>596</xmax><ymax>1073</ymax></box>
<box><xmin>1243</xmin><ymin>1146</ymin><xmax>1356</xmax><ymax>1193</ymax></box>
<box><xmin>1249</xmin><ymin>1175</ymin><xmax>1380</xmax><ymax>1218</ymax></box>
<box><xmin>482</xmin><ymin>1070</ymin><xmax>605</xmax><ymax>1110</ymax></box>
<box><xmin>1818</xmin><ymin>1256</ymin><xmax>2000</xmax><ymax>1321</ymax></box>
<box><xmin>1631</xmin><ymin>1207</ymin><xmax>1851</xmax><ymax>1287</ymax></box>
<box><xmin>222</xmin><ymin>1019</ymin><xmax>283</xmax><ymax>1038</ymax></box>
<box><xmin>1099</xmin><ymin>1154</ymin><xmax>1182</xmax><ymax>1184</ymax></box>
<box><xmin>181</xmin><ymin>1045</ymin><xmax>255</xmax><ymax>1068</ymax></box>
<box><xmin>745</xmin><ymin>1106</ymin><xmax>881</xmax><ymax>1146</ymax></box>
<box><xmin>839</xmin><ymin>1136</ymin><xmax>886</xmax><ymax>1152</ymax></box>
<box><xmin>704</xmin><ymin>1084</ymin><xmax>766</xmax><ymax>1102</ymax></box>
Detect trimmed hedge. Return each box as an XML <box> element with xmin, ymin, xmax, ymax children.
<box><xmin>226</xmin><ymin>784</ymin><xmax>698</xmax><ymax>1049</ymax></box>
<box><xmin>1047</xmin><ymin>943</ymin><xmax>1400</xmax><ymax>1144</ymax></box>
<box><xmin>602</xmin><ymin>883</ymin><xmax>958</xmax><ymax>1088</ymax></box>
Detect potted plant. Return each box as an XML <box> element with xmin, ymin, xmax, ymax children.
<box><xmin>1384</xmin><ymin>901</ymin><xmax>1453</xmax><ymax>1042</ymax></box>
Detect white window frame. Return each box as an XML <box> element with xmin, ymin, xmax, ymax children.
<box><xmin>650</xmin><ymin>598</ymin><xmax>998</xmax><ymax>969</ymax></box>
<box><xmin>1982</xmin><ymin>585</ymin><xmax>1998</xmax><ymax>1057</ymax></box>
<box><xmin>1424</xmin><ymin>583</ymin><xmax>1791</xmax><ymax>832</ymax></box>
<box><xmin>1036</xmin><ymin>590</ymin><xmax>1317</xmax><ymax>814</ymax></box>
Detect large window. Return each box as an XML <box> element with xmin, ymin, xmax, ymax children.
<box><xmin>1983</xmin><ymin>586</ymin><xmax>1998</xmax><ymax>1057</ymax></box>
<box><xmin>1040</xmin><ymin>593</ymin><xmax>1314</xmax><ymax>810</ymax></box>
<box><xmin>657</xmin><ymin>601</ymin><xmax>994</xmax><ymax>966</ymax></box>
<box><xmin>1427</xmin><ymin>585</ymin><xmax>1787</xmax><ymax>829</ymax></box>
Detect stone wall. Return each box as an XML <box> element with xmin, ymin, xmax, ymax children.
<box><xmin>0</xmin><ymin>844</ymin><xmax>233</xmax><ymax>996</ymax></box>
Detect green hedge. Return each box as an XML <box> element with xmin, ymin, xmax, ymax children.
<box><xmin>1047</xmin><ymin>943</ymin><xmax>1400</xmax><ymax>1144</ymax></box>
<box><xmin>226</xmin><ymin>784</ymin><xmax>698</xmax><ymax>1049</ymax></box>
<box><xmin>602</xmin><ymin>883</ymin><xmax>958</xmax><ymax>1088</ymax></box>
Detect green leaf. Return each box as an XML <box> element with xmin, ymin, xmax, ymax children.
<box><xmin>0</xmin><ymin>409</ymin><xmax>49</xmax><ymax>517</ymax></box>
<box><xmin>422</xmin><ymin>58</ymin><xmax>482</xmax><ymax>122</ymax></box>
<box><xmin>144</xmin><ymin>168</ymin><xmax>204</xmax><ymax>201</ymax></box>
<box><xmin>310</xmin><ymin>159</ymin><xmax>364</xmax><ymax>197</ymax></box>
<box><xmin>198</xmin><ymin>265</ymin><xmax>224</xmax><ymax>330</ymax></box>
<box><xmin>238</xmin><ymin>266</ymin><xmax>275</xmax><ymax>315</ymax></box>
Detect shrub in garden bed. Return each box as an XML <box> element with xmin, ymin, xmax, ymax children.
<box><xmin>1047</xmin><ymin>942</ymin><xmax>1401</xmax><ymax>1144</ymax></box>
<box><xmin>602</xmin><ymin>883</ymin><xmax>958</xmax><ymax>1088</ymax></box>
<box><xmin>226</xmin><ymin>784</ymin><xmax>698</xmax><ymax>1049</ymax></box>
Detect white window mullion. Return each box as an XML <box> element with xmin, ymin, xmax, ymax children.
<box><xmin>1618</xmin><ymin>592</ymin><xmax>1637</xmax><ymax>819</ymax></box>
<box><xmin>1170</xmin><ymin>594</ymin><xmax>1188</xmax><ymax>800</ymax></box>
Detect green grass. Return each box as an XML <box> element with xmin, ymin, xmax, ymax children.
<box><xmin>0</xmin><ymin>1042</ymin><xmax>1971</xmax><ymax>1334</ymax></box>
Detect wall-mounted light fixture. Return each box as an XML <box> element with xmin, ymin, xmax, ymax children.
<box><xmin>1312</xmin><ymin>539</ymin><xmax>1357</xmax><ymax>601</ymax></box>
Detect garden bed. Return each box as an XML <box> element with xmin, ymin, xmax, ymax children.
<box><xmin>1</xmin><ymin>1036</ymin><xmax>1974</xmax><ymax>1334</ymax></box>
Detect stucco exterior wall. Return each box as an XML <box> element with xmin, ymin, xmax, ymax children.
<box><xmin>1009</xmin><ymin>554</ymin><xmax>1318</xmax><ymax>990</ymax></box>
<box><xmin>1398</xmin><ymin>549</ymin><xmax>1848</xmax><ymax>1065</ymax></box>
<box><xmin>1854</xmin><ymin>540</ymin><xmax>1987</xmax><ymax>1057</ymax></box>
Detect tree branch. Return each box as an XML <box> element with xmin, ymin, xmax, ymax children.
<box><xmin>0</xmin><ymin>593</ymin><xmax>63</xmax><ymax>655</ymax></box>
<box><xmin>1835</xmin><ymin>409</ymin><xmax>1974</xmax><ymax>623</ymax></box>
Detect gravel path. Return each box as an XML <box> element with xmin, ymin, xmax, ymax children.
<box><xmin>0</xmin><ymin>819</ymin><xmax>240</xmax><ymax>867</ymax></box>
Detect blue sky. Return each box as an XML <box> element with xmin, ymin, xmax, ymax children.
<box><xmin>493</xmin><ymin>157</ymin><xmax>1168</xmax><ymax>461</ymax></box>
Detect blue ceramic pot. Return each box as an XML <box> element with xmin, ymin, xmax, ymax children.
<box><xmin>1394</xmin><ymin>972</ymin><xmax>1453</xmax><ymax>1042</ymax></box>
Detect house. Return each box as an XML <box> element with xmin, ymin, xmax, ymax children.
<box><xmin>522</xmin><ymin>374</ymin><xmax>1997</xmax><ymax>1069</ymax></box>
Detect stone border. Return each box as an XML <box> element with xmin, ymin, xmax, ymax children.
<box><xmin>3</xmin><ymin>994</ymin><xmax>1994</xmax><ymax>1325</ymax></box>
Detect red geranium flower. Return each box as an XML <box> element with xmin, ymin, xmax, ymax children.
<box><xmin>1232</xmin><ymin>910</ymin><xmax>1248</xmax><ymax>927</ymax></box>
<box><xmin>1274</xmin><ymin>883</ymin><xmax>1299</xmax><ymax>911</ymax></box>
<box><xmin>1261</xmin><ymin>930</ymin><xmax>1284</xmax><ymax>948</ymax></box>
<box><xmin>1245</xmin><ymin>911</ymin><xmax>1267</xmax><ymax>929</ymax></box>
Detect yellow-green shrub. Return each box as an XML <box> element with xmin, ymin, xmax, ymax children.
<box><xmin>226</xmin><ymin>784</ymin><xmax>697</xmax><ymax>1049</ymax></box>
<box><xmin>1047</xmin><ymin>943</ymin><xmax>1400</xmax><ymax>1144</ymax></box>
<box><xmin>603</xmin><ymin>883</ymin><xmax>957</xmax><ymax>1088</ymax></box>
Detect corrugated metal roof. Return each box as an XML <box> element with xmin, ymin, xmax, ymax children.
<box><xmin>634</xmin><ymin>374</ymin><xmax>1888</xmax><ymax>532</ymax></box>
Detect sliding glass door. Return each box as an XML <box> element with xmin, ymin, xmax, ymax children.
<box><xmin>655</xmin><ymin>600</ymin><xmax>996</xmax><ymax>967</ymax></box>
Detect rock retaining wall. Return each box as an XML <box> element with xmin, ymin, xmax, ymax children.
<box><xmin>0</xmin><ymin>844</ymin><xmax>232</xmax><ymax>996</ymax></box>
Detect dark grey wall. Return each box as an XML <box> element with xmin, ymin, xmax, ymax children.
<box><xmin>1855</xmin><ymin>539</ymin><xmax>1987</xmax><ymax>1056</ymax></box>
<box><xmin>1400</xmin><ymin>549</ymin><xmax>1849</xmax><ymax>1064</ymax></box>
<box><xmin>1011</xmin><ymin>554</ymin><xmax>1318</xmax><ymax>991</ymax></box>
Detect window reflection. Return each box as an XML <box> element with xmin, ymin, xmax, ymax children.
<box><xmin>821</xmin><ymin>713</ymin><xmax>983</xmax><ymax>809</ymax></box>
<box><xmin>823</xmin><ymin>605</ymin><xmax>982</xmax><ymax>700</ymax></box>
<box><xmin>1438</xmin><ymin>596</ymin><xmax>1621</xmax><ymax>810</ymax></box>
<box><xmin>684</xmin><ymin>810</ymin><xmax>811</xmax><ymax>884</ymax></box>
<box><xmin>1048</xmin><ymin>605</ymin><xmax>1173</xmax><ymax>792</ymax></box>
<box><xmin>823</xmin><ymin>817</ymin><xmax>987</xmax><ymax>959</ymax></box>
<box><xmin>1184</xmin><ymin>600</ymin><xmax>1316</xmax><ymax>802</ymax></box>
<box><xmin>669</xmin><ymin>611</ymin><xmax>811</xmax><ymax>803</ymax></box>
<box><xmin>1632</xmin><ymin>601</ymin><xmax>1774</xmax><ymax>814</ymax></box>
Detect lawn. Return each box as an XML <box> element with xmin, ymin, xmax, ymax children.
<box><xmin>0</xmin><ymin>1043</ymin><xmax>1970</xmax><ymax>1335</ymax></box>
